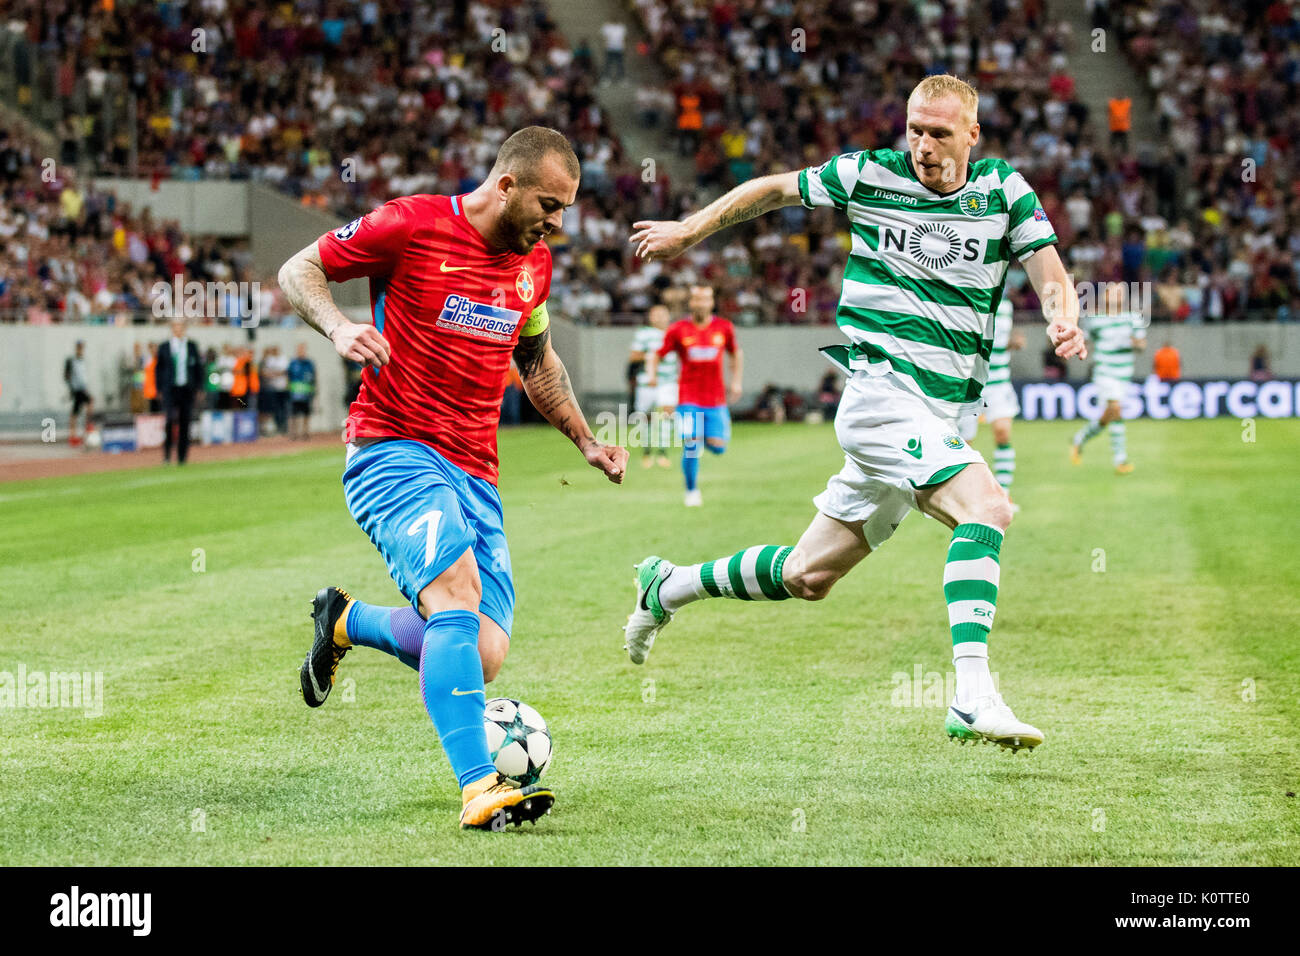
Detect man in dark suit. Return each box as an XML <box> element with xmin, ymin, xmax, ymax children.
<box><xmin>156</xmin><ymin>319</ymin><xmax>204</xmax><ymax>464</ymax></box>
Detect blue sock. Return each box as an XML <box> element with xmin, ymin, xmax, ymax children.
<box><xmin>682</xmin><ymin>443</ymin><xmax>700</xmax><ymax>491</ymax></box>
<box><xmin>418</xmin><ymin>609</ymin><xmax>496</xmax><ymax>789</ymax></box>
<box><xmin>346</xmin><ymin>602</ymin><xmax>424</xmax><ymax>670</ymax></box>
<box><xmin>705</xmin><ymin>442</ymin><xmax>727</xmax><ymax>455</ymax></box>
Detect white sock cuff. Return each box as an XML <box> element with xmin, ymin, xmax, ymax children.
<box><xmin>952</xmin><ymin>641</ymin><xmax>989</xmax><ymax>662</ymax></box>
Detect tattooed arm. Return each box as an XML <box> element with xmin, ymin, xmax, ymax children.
<box><xmin>629</xmin><ymin>170</ymin><xmax>803</xmax><ymax>261</ymax></box>
<box><xmin>278</xmin><ymin>242</ymin><xmax>390</xmax><ymax>367</ymax></box>
<box><xmin>514</xmin><ymin>328</ymin><xmax>629</xmax><ymax>483</ymax></box>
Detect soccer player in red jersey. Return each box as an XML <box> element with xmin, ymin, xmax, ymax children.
<box><xmin>646</xmin><ymin>285</ymin><xmax>743</xmax><ymax>506</ymax></box>
<box><xmin>278</xmin><ymin>127</ymin><xmax>628</xmax><ymax>831</ymax></box>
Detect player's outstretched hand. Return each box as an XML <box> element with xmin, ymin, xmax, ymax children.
<box><xmin>1046</xmin><ymin>319</ymin><xmax>1088</xmax><ymax>361</ymax></box>
<box><xmin>331</xmin><ymin>320</ymin><xmax>390</xmax><ymax>368</ymax></box>
<box><xmin>630</xmin><ymin>220</ymin><xmax>695</xmax><ymax>261</ymax></box>
<box><xmin>583</xmin><ymin>440</ymin><xmax>629</xmax><ymax>484</ymax></box>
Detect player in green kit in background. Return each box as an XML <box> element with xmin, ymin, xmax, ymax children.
<box><xmin>624</xmin><ymin>74</ymin><xmax>1089</xmax><ymax>752</ymax></box>
<box><xmin>628</xmin><ymin>304</ymin><xmax>678</xmax><ymax>468</ymax></box>
<box><xmin>1071</xmin><ymin>283</ymin><xmax>1146</xmax><ymax>474</ymax></box>
<box><xmin>959</xmin><ymin>298</ymin><xmax>1025</xmax><ymax>507</ymax></box>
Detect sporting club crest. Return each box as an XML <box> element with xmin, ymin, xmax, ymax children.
<box><xmin>959</xmin><ymin>191</ymin><xmax>988</xmax><ymax>217</ymax></box>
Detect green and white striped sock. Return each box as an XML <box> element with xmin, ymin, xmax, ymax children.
<box><xmin>1073</xmin><ymin>419</ymin><xmax>1102</xmax><ymax>447</ymax></box>
<box><xmin>993</xmin><ymin>443</ymin><xmax>1015</xmax><ymax>491</ymax></box>
<box><xmin>1108</xmin><ymin>421</ymin><xmax>1127</xmax><ymax>464</ymax></box>
<box><xmin>946</xmin><ymin>523</ymin><xmax>1003</xmax><ymax>703</ymax></box>
<box><xmin>660</xmin><ymin>545</ymin><xmax>794</xmax><ymax>611</ymax></box>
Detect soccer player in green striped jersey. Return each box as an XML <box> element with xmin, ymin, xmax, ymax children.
<box><xmin>1071</xmin><ymin>282</ymin><xmax>1147</xmax><ymax>474</ymax></box>
<box><xmin>629</xmin><ymin>304</ymin><xmax>678</xmax><ymax>468</ymax></box>
<box><xmin>624</xmin><ymin>75</ymin><xmax>1088</xmax><ymax>752</ymax></box>
<box><xmin>958</xmin><ymin>299</ymin><xmax>1026</xmax><ymax>504</ymax></box>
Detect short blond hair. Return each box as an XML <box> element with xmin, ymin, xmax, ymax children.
<box><xmin>907</xmin><ymin>75</ymin><xmax>979</xmax><ymax>127</ymax></box>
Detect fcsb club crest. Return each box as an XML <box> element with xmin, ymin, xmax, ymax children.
<box><xmin>959</xmin><ymin>191</ymin><xmax>988</xmax><ymax>217</ymax></box>
<box><xmin>516</xmin><ymin>268</ymin><xmax>534</xmax><ymax>302</ymax></box>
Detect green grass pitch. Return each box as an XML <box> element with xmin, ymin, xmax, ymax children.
<box><xmin>2</xmin><ymin>417</ymin><xmax>1297</xmax><ymax>865</ymax></box>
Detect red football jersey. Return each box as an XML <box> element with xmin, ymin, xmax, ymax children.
<box><xmin>657</xmin><ymin>316</ymin><xmax>737</xmax><ymax>407</ymax></box>
<box><xmin>317</xmin><ymin>194</ymin><xmax>552</xmax><ymax>484</ymax></box>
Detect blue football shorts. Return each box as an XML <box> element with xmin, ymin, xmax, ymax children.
<box><xmin>342</xmin><ymin>439</ymin><xmax>514</xmax><ymax>636</ymax></box>
<box><xmin>677</xmin><ymin>404</ymin><xmax>731</xmax><ymax>447</ymax></box>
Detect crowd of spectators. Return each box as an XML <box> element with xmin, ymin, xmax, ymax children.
<box><xmin>0</xmin><ymin>125</ymin><xmax>282</xmax><ymax>324</ymax></box>
<box><xmin>6</xmin><ymin>0</ymin><xmax>1300</xmax><ymax>324</ymax></box>
<box><xmin>1108</xmin><ymin>0</ymin><xmax>1300</xmax><ymax>321</ymax></box>
<box><xmin>629</xmin><ymin>0</ymin><xmax>1300</xmax><ymax>324</ymax></box>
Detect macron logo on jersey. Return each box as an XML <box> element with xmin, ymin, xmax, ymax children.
<box><xmin>436</xmin><ymin>294</ymin><xmax>522</xmax><ymax>343</ymax></box>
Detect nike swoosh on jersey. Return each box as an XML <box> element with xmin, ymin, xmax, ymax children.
<box><xmin>451</xmin><ymin>687</ymin><xmax>484</xmax><ymax>696</ymax></box>
<box><xmin>440</xmin><ymin>261</ymin><xmax>472</xmax><ymax>272</ymax></box>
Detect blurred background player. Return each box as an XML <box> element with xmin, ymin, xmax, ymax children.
<box><xmin>1071</xmin><ymin>283</ymin><xmax>1147</xmax><ymax>474</ymax></box>
<box><xmin>279</xmin><ymin>126</ymin><xmax>627</xmax><ymax>832</ymax></box>
<box><xmin>626</xmin><ymin>75</ymin><xmax>1088</xmax><ymax>752</ymax></box>
<box><xmin>287</xmin><ymin>343</ymin><xmax>316</xmax><ymax>440</ymax></box>
<box><xmin>63</xmin><ymin>340</ymin><xmax>92</xmax><ymax>447</ymax></box>
<box><xmin>646</xmin><ymin>285</ymin><xmax>742</xmax><ymax>505</ymax></box>
<box><xmin>959</xmin><ymin>298</ymin><xmax>1025</xmax><ymax>507</ymax></box>
<box><xmin>260</xmin><ymin>345</ymin><xmax>290</xmax><ymax>436</ymax></box>
<box><xmin>500</xmin><ymin>359</ymin><xmax>524</xmax><ymax>426</ymax></box>
<box><xmin>628</xmin><ymin>303</ymin><xmax>678</xmax><ymax>468</ymax></box>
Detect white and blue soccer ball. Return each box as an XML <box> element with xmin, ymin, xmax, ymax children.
<box><xmin>483</xmin><ymin>697</ymin><xmax>553</xmax><ymax>786</ymax></box>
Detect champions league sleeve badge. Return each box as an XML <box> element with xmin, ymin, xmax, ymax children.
<box><xmin>334</xmin><ymin>217</ymin><xmax>363</xmax><ymax>240</ymax></box>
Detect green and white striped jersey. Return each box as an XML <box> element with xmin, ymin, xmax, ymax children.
<box><xmin>1086</xmin><ymin>310</ymin><xmax>1145</xmax><ymax>382</ymax></box>
<box><xmin>799</xmin><ymin>148</ymin><xmax>1057</xmax><ymax>418</ymax></box>
<box><xmin>631</xmin><ymin>325</ymin><xmax>678</xmax><ymax>386</ymax></box>
<box><xmin>986</xmin><ymin>299</ymin><xmax>1015</xmax><ymax>387</ymax></box>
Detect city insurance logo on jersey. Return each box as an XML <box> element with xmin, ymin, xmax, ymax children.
<box><xmin>436</xmin><ymin>293</ymin><xmax>521</xmax><ymax>343</ymax></box>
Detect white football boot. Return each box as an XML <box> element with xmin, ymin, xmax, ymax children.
<box><xmin>622</xmin><ymin>556</ymin><xmax>675</xmax><ymax>665</ymax></box>
<box><xmin>684</xmin><ymin>489</ymin><xmax>703</xmax><ymax>507</ymax></box>
<box><xmin>945</xmin><ymin>692</ymin><xmax>1043</xmax><ymax>753</ymax></box>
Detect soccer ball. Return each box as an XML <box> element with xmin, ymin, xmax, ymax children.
<box><xmin>483</xmin><ymin>697</ymin><xmax>553</xmax><ymax>786</ymax></box>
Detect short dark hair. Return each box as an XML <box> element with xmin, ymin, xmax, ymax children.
<box><xmin>492</xmin><ymin>126</ymin><xmax>580</xmax><ymax>187</ymax></box>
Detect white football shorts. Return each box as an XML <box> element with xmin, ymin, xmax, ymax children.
<box><xmin>814</xmin><ymin>370</ymin><xmax>986</xmax><ymax>551</ymax></box>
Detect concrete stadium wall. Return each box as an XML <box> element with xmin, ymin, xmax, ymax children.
<box><xmin>247</xmin><ymin>184</ymin><xmax>370</xmax><ymax>308</ymax></box>
<box><xmin>92</xmin><ymin>178</ymin><xmax>250</xmax><ymax>236</ymax></box>
<box><xmin>0</xmin><ymin>324</ymin><xmax>350</xmax><ymax>437</ymax></box>
<box><xmin>86</xmin><ymin>179</ymin><xmax>369</xmax><ymax>307</ymax></box>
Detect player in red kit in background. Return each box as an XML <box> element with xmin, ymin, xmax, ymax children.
<box><xmin>646</xmin><ymin>285</ymin><xmax>743</xmax><ymax>506</ymax></box>
<box><xmin>278</xmin><ymin>127</ymin><xmax>628</xmax><ymax>832</ymax></box>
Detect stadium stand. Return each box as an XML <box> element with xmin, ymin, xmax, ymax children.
<box><xmin>0</xmin><ymin>123</ymin><xmax>277</xmax><ymax>324</ymax></box>
<box><xmin>1</xmin><ymin>0</ymin><xmax>1297</xmax><ymax>324</ymax></box>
